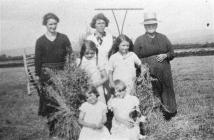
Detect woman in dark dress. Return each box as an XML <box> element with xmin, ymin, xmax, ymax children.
<box><xmin>35</xmin><ymin>13</ymin><xmax>72</xmax><ymax>137</ymax></box>
<box><xmin>134</xmin><ymin>12</ymin><xmax>177</xmax><ymax>120</ymax></box>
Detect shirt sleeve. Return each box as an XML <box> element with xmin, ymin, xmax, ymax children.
<box><xmin>134</xmin><ymin>37</ymin><xmax>144</xmax><ymax>58</ymax></box>
<box><xmin>35</xmin><ymin>39</ymin><xmax>42</xmax><ymax>77</ymax></box>
<box><xmin>108</xmin><ymin>56</ymin><xmax>115</xmax><ymax>71</ymax></box>
<box><xmin>165</xmin><ymin>36</ymin><xmax>174</xmax><ymax>61</ymax></box>
<box><xmin>79</xmin><ymin>103</ymin><xmax>87</xmax><ymax>112</ymax></box>
<box><xmin>132</xmin><ymin>52</ymin><xmax>142</xmax><ymax>66</ymax></box>
<box><xmin>64</xmin><ymin>35</ymin><xmax>73</xmax><ymax>55</ymax></box>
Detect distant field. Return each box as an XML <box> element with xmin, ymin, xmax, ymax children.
<box><xmin>0</xmin><ymin>60</ymin><xmax>23</xmax><ymax>68</ymax></box>
<box><xmin>0</xmin><ymin>56</ymin><xmax>214</xmax><ymax>139</ymax></box>
<box><xmin>1</xmin><ymin>48</ymin><xmax>214</xmax><ymax>68</ymax></box>
<box><xmin>0</xmin><ymin>45</ymin><xmax>214</xmax><ymax>68</ymax></box>
<box><xmin>173</xmin><ymin>43</ymin><xmax>214</xmax><ymax>50</ymax></box>
<box><xmin>174</xmin><ymin>47</ymin><xmax>214</xmax><ymax>57</ymax></box>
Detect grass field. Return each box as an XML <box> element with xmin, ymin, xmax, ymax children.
<box><xmin>0</xmin><ymin>67</ymin><xmax>50</xmax><ymax>140</ymax></box>
<box><xmin>0</xmin><ymin>55</ymin><xmax>214</xmax><ymax>140</ymax></box>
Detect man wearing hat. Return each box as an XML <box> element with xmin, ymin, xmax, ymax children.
<box><xmin>134</xmin><ymin>12</ymin><xmax>177</xmax><ymax>120</ymax></box>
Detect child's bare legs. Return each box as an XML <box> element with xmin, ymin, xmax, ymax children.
<box><xmin>96</xmin><ymin>86</ymin><xmax>106</xmax><ymax>104</ymax></box>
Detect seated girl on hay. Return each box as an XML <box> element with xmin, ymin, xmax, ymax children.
<box><xmin>107</xmin><ymin>79</ymin><xmax>146</xmax><ymax>140</ymax></box>
<box><xmin>78</xmin><ymin>86</ymin><xmax>110</xmax><ymax>140</ymax></box>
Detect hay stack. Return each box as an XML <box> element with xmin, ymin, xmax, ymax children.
<box><xmin>45</xmin><ymin>54</ymin><xmax>89</xmax><ymax>140</ymax></box>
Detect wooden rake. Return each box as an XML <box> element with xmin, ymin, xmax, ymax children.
<box><xmin>95</xmin><ymin>8</ymin><xmax>143</xmax><ymax>35</ymax></box>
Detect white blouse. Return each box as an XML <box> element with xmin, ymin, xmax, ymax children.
<box><xmin>87</xmin><ymin>32</ymin><xmax>113</xmax><ymax>70</ymax></box>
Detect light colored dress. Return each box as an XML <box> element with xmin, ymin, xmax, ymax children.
<box><xmin>108</xmin><ymin>52</ymin><xmax>142</xmax><ymax>94</ymax></box>
<box><xmin>78</xmin><ymin>101</ymin><xmax>110</xmax><ymax>140</ymax></box>
<box><xmin>108</xmin><ymin>94</ymin><xmax>140</xmax><ymax>140</ymax></box>
<box><xmin>77</xmin><ymin>56</ymin><xmax>106</xmax><ymax>103</ymax></box>
<box><xmin>87</xmin><ymin>32</ymin><xmax>113</xmax><ymax>71</ymax></box>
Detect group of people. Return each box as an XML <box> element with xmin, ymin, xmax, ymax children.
<box><xmin>35</xmin><ymin>12</ymin><xmax>177</xmax><ymax>140</ymax></box>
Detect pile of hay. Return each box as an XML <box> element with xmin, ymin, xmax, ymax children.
<box><xmin>45</xmin><ymin>54</ymin><xmax>89</xmax><ymax>140</ymax></box>
<box><xmin>134</xmin><ymin>66</ymin><xmax>163</xmax><ymax>137</ymax></box>
<box><xmin>135</xmin><ymin>65</ymin><xmax>161</xmax><ymax>118</ymax></box>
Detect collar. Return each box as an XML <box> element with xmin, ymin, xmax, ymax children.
<box><xmin>145</xmin><ymin>32</ymin><xmax>157</xmax><ymax>38</ymax></box>
<box><xmin>82</xmin><ymin>55</ymin><xmax>96</xmax><ymax>61</ymax></box>
<box><xmin>117</xmin><ymin>52</ymin><xmax>132</xmax><ymax>59</ymax></box>
<box><xmin>94</xmin><ymin>31</ymin><xmax>106</xmax><ymax>38</ymax></box>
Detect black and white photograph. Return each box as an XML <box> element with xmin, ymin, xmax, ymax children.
<box><xmin>0</xmin><ymin>0</ymin><xmax>214</xmax><ymax>139</ymax></box>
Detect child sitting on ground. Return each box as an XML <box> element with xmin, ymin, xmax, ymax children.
<box><xmin>78</xmin><ymin>86</ymin><xmax>110</xmax><ymax>140</ymax></box>
<box><xmin>108</xmin><ymin>79</ymin><xmax>146</xmax><ymax>140</ymax></box>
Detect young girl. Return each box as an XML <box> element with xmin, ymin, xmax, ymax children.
<box><xmin>108</xmin><ymin>34</ymin><xmax>146</xmax><ymax>95</ymax></box>
<box><xmin>108</xmin><ymin>80</ymin><xmax>143</xmax><ymax>140</ymax></box>
<box><xmin>78</xmin><ymin>86</ymin><xmax>110</xmax><ymax>140</ymax></box>
<box><xmin>78</xmin><ymin>40</ymin><xmax>108</xmax><ymax>104</ymax></box>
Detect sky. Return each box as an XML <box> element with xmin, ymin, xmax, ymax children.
<box><xmin>1</xmin><ymin>0</ymin><xmax>214</xmax><ymax>52</ymax></box>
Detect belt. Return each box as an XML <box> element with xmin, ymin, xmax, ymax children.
<box><xmin>42</xmin><ymin>62</ymin><xmax>65</xmax><ymax>69</ymax></box>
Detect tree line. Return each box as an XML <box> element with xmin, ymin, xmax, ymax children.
<box><xmin>0</xmin><ymin>54</ymin><xmax>23</xmax><ymax>61</ymax></box>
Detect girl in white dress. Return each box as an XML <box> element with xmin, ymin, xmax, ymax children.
<box><xmin>78</xmin><ymin>40</ymin><xmax>108</xmax><ymax>104</ymax></box>
<box><xmin>78</xmin><ymin>86</ymin><xmax>110</xmax><ymax>140</ymax></box>
<box><xmin>108</xmin><ymin>80</ymin><xmax>142</xmax><ymax>140</ymax></box>
<box><xmin>108</xmin><ymin>34</ymin><xmax>147</xmax><ymax>95</ymax></box>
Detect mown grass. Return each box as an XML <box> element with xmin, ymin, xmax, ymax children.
<box><xmin>0</xmin><ymin>56</ymin><xmax>214</xmax><ymax>140</ymax></box>
<box><xmin>0</xmin><ymin>67</ymin><xmax>51</xmax><ymax>140</ymax></box>
<box><xmin>144</xmin><ymin>56</ymin><xmax>214</xmax><ymax>140</ymax></box>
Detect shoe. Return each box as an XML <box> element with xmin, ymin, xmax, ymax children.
<box><xmin>163</xmin><ymin>110</ymin><xmax>177</xmax><ymax>121</ymax></box>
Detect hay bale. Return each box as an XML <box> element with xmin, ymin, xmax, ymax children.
<box><xmin>134</xmin><ymin>65</ymin><xmax>161</xmax><ymax>118</ymax></box>
<box><xmin>44</xmin><ymin>54</ymin><xmax>89</xmax><ymax>140</ymax></box>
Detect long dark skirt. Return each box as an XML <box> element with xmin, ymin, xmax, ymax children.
<box><xmin>151</xmin><ymin>73</ymin><xmax>177</xmax><ymax>120</ymax></box>
<box><xmin>38</xmin><ymin>86</ymin><xmax>59</xmax><ymax>117</ymax></box>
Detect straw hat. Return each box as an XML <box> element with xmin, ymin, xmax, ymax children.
<box><xmin>142</xmin><ymin>12</ymin><xmax>158</xmax><ymax>25</ymax></box>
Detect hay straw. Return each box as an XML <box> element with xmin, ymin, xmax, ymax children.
<box><xmin>43</xmin><ymin>54</ymin><xmax>89</xmax><ymax>140</ymax></box>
